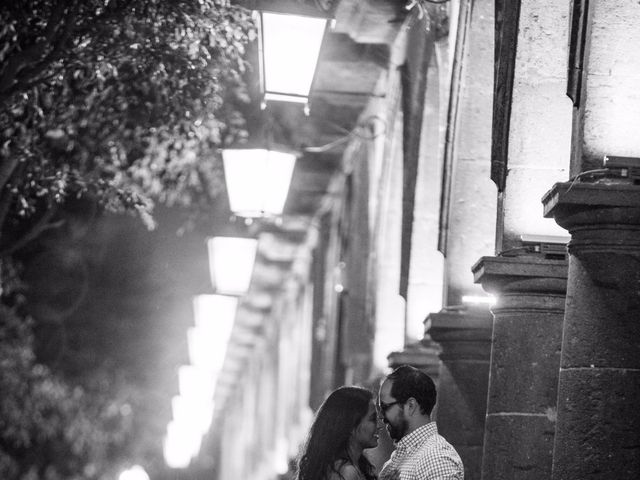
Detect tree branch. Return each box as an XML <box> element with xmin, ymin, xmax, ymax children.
<box><xmin>13</xmin><ymin>1</ymin><xmax>80</xmax><ymax>94</ymax></box>
<box><xmin>0</xmin><ymin>205</ymin><xmax>62</xmax><ymax>257</ymax></box>
<box><xmin>0</xmin><ymin>0</ymin><xmax>68</xmax><ymax>95</ymax></box>
<box><xmin>0</xmin><ymin>158</ymin><xmax>19</xmax><ymax>192</ymax></box>
<box><xmin>0</xmin><ymin>187</ymin><xmax>13</xmax><ymax>243</ymax></box>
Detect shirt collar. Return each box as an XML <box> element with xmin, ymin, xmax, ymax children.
<box><xmin>396</xmin><ymin>422</ymin><xmax>438</xmax><ymax>452</ymax></box>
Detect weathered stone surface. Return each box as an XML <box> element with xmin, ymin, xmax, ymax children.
<box><xmin>387</xmin><ymin>340</ymin><xmax>442</xmax><ymax>380</ymax></box>
<box><xmin>489</xmin><ymin>306</ymin><xmax>563</xmax><ymax>412</ymax></box>
<box><xmin>457</xmin><ymin>446</ymin><xmax>483</xmax><ymax>480</ymax></box>
<box><xmin>446</xmin><ymin>160</ymin><xmax>496</xmax><ymax>305</ymax></box>
<box><xmin>444</xmin><ymin>0</ymin><xmax>496</xmax><ymax>306</ymax></box>
<box><xmin>496</xmin><ymin>0</ymin><xmax>573</xmax><ymax>250</ymax></box>
<box><xmin>428</xmin><ymin>310</ymin><xmax>492</xmax><ymax>480</ymax></box>
<box><xmin>482</xmin><ymin>414</ymin><xmax>556</xmax><ymax>480</ymax></box>
<box><xmin>543</xmin><ymin>181</ymin><xmax>640</xmax><ymax>480</ymax></box>
<box><xmin>475</xmin><ymin>255</ymin><xmax>567</xmax><ymax>480</ymax></box>
<box><xmin>552</xmin><ymin>369</ymin><xmax>640</xmax><ymax>479</ymax></box>
<box><xmin>562</xmin><ymin>254</ymin><xmax>640</xmax><ymax>369</ymax></box>
<box><xmin>579</xmin><ymin>0</ymin><xmax>640</xmax><ymax>170</ymax></box>
<box><xmin>543</xmin><ymin>182</ymin><xmax>640</xmax><ymax>216</ymax></box>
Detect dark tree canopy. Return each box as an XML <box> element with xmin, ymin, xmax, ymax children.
<box><xmin>0</xmin><ymin>1</ymin><xmax>256</xmax><ymax>478</ymax></box>
<box><xmin>0</xmin><ymin>0</ymin><xmax>256</xmax><ymax>254</ymax></box>
<box><xmin>1</xmin><ymin>304</ymin><xmax>144</xmax><ymax>480</ymax></box>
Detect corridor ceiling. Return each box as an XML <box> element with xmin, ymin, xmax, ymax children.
<box><xmin>212</xmin><ymin>0</ymin><xmax>404</xmax><ymax>415</ymax></box>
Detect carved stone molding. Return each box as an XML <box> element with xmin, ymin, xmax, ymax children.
<box><xmin>543</xmin><ymin>181</ymin><xmax>640</xmax><ymax>312</ymax></box>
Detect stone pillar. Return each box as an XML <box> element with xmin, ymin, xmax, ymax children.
<box><xmin>473</xmin><ymin>0</ymin><xmax>573</xmax><ymax>473</ymax></box>
<box><xmin>387</xmin><ymin>339</ymin><xmax>442</xmax><ymax>381</ymax></box>
<box><xmin>428</xmin><ymin>309</ymin><xmax>492</xmax><ymax>480</ymax></box>
<box><xmin>542</xmin><ymin>182</ymin><xmax>640</xmax><ymax>479</ymax></box>
<box><xmin>539</xmin><ymin>0</ymin><xmax>640</xmax><ymax>476</ymax></box>
<box><xmin>473</xmin><ymin>255</ymin><xmax>568</xmax><ymax>480</ymax></box>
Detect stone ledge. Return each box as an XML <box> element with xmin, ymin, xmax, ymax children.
<box><xmin>428</xmin><ymin>309</ymin><xmax>493</xmax><ymax>331</ymax></box>
<box><xmin>473</xmin><ymin>255</ymin><xmax>568</xmax><ymax>279</ymax></box>
<box><xmin>542</xmin><ymin>181</ymin><xmax>640</xmax><ymax>218</ymax></box>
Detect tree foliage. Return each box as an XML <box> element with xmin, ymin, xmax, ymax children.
<box><xmin>0</xmin><ymin>0</ymin><xmax>256</xmax><ymax>477</ymax></box>
<box><xmin>1</xmin><ymin>304</ymin><xmax>143</xmax><ymax>480</ymax></box>
<box><xmin>0</xmin><ymin>0</ymin><xmax>256</xmax><ymax>254</ymax></box>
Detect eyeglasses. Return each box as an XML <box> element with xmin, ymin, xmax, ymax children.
<box><xmin>378</xmin><ymin>400</ymin><xmax>402</xmax><ymax>414</ymax></box>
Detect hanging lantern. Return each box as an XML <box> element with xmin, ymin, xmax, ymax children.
<box><xmin>258</xmin><ymin>11</ymin><xmax>328</xmax><ymax>104</ymax></box>
<box><xmin>207</xmin><ymin>237</ymin><xmax>258</xmax><ymax>294</ymax></box>
<box><xmin>222</xmin><ymin>148</ymin><xmax>297</xmax><ymax>218</ymax></box>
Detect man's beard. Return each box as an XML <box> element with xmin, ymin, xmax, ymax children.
<box><xmin>386</xmin><ymin>415</ymin><xmax>409</xmax><ymax>442</ymax></box>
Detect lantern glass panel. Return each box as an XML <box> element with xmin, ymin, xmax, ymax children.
<box><xmin>261</xmin><ymin>12</ymin><xmax>326</xmax><ymax>102</ymax></box>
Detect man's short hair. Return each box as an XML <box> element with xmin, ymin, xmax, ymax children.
<box><xmin>387</xmin><ymin>365</ymin><xmax>437</xmax><ymax>416</ymax></box>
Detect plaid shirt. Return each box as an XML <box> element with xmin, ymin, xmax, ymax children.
<box><xmin>380</xmin><ymin>422</ymin><xmax>463</xmax><ymax>480</ymax></box>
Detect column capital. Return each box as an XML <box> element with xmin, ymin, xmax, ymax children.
<box><xmin>387</xmin><ymin>341</ymin><xmax>442</xmax><ymax>379</ymax></box>
<box><xmin>473</xmin><ymin>255</ymin><xmax>568</xmax><ymax>296</ymax></box>
<box><xmin>543</xmin><ymin>181</ymin><xmax>640</xmax><ymax>312</ymax></box>
<box><xmin>542</xmin><ymin>181</ymin><xmax>640</xmax><ymax>229</ymax></box>
<box><xmin>427</xmin><ymin>310</ymin><xmax>492</xmax><ymax>362</ymax></box>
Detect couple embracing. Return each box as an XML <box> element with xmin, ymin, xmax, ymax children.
<box><xmin>296</xmin><ymin>365</ymin><xmax>464</xmax><ymax>480</ymax></box>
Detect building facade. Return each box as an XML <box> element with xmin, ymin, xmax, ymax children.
<box><xmin>209</xmin><ymin>1</ymin><xmax>640</xmax><ymax>480</ymax></box>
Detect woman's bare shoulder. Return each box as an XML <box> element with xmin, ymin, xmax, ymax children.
<box><xmin>327</xmin><ymin>463</ymin><xmax>361</xmax><ymax>480</ymax></box>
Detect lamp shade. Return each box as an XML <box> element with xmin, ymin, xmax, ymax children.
<box><xmin>259</xmin><ymin>11</ymin><xmax>327</xmax><ymax>103</ymax></box>
<box><xmin>189</xmin><ymin>294</ymin><xmax>237</xmax><ymax>372</ymax></box>
<box><xmin>178</xmin><ymin>365</ymin><xmax>215</xmax><ymax>400</ymax></box>
<box><xmin>119</xmin><ymin>466</ymin><xmax>150</xmax><ymax>480</ymax></box>
<box><xmin>222</xmin><ymin>148</ymin><xmax>296</xmax><ymax>217</ymax></box>
<box><xmin>171</xmin><ymin>395</ymin><xmax>214</xmax><ymax>435</ymax></box>
<box><xmin>207</xmin><ymin>237</ymin><xmax>258</xmax><ymax>295</ymax></box>
<box><xmin>164</xmin><ymin>420</ymin><xmax>202</xmax><ymax>468</ymax></box>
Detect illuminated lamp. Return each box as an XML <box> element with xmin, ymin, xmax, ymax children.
<box><xmin>163</xmin><ymin>420</ymin><xmax>202</xmax><ymax>469</ymax></box>
<box><xmin>178</xmin><ymin>365</ymin><xmax>215</xmax><ymax>400</ymax></box>
<box><xmin>207</xmin><ymin>238</ymin><xmax>258</xmax><ymax>295</ymax></box>
<box><xmin>258</xmin><ymin>11</ymin><xmax>328</xmax><ymax>104</ymax></box>
<box><xmin>187</xmin><ymin>325</ymin><xmax>230</xmax><ymax>374</ymax></box>
<box><xmin>189</xmin><ymin>294</ymin><xmax>237</xmax><ymax>372</ymax></box>
<box><xmin>222</xmin><ymin>148</ymin><xmax>297</xmax><ymax>218</ymax></box>
<box><xmin>119</xmin><ymin>466</ymin><xmax>150</xmax><ymax>480</ymax></box>
<box><xmin>171</xmin><ymin>395</ymin><xmax>214</xmax><ymax>435</ymax></box>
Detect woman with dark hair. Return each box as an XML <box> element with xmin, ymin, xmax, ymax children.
<box><xmin>297</xmin><ymin>386</ymin><xmax>381</xmax><ymax>480</ymax></box>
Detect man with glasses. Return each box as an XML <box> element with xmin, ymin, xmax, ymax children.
<box><xmin>378</xmin><ymin>365</ymin><xmax>463</xmax><ymax>480</ymax></box>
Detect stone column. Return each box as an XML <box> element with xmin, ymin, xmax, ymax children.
<box><xmin>428</xmin><ymin>309</ymin><xmax>492</xmax><ymax>480</ymax></box>
<box><xmin>473</xmin><ymin>255</ymin><xmax>568</xmax><ymax>480</ymax></box>
<box><xmin>472</xmin><ymin>0</ymin><xmax>573</xmax><ymax>474</ymax></box>
<box><xmin>418</xmin><ymin>8</ymin><xmax>496</xmax><ymax>474</ymax></box>
<box><xmin>539</xmin><ymin>0</ymin><xmax>640</xmax><ymax>477</ymax></box>
<box><xmin>542</xmin><ymin>182</ymin><xmax>640</xmax><ymax>479</ymax></box>
<box><xmin>387</xmin><ymin>339</ymin><xmax>442</xmax><ymax>381</ymax></box>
